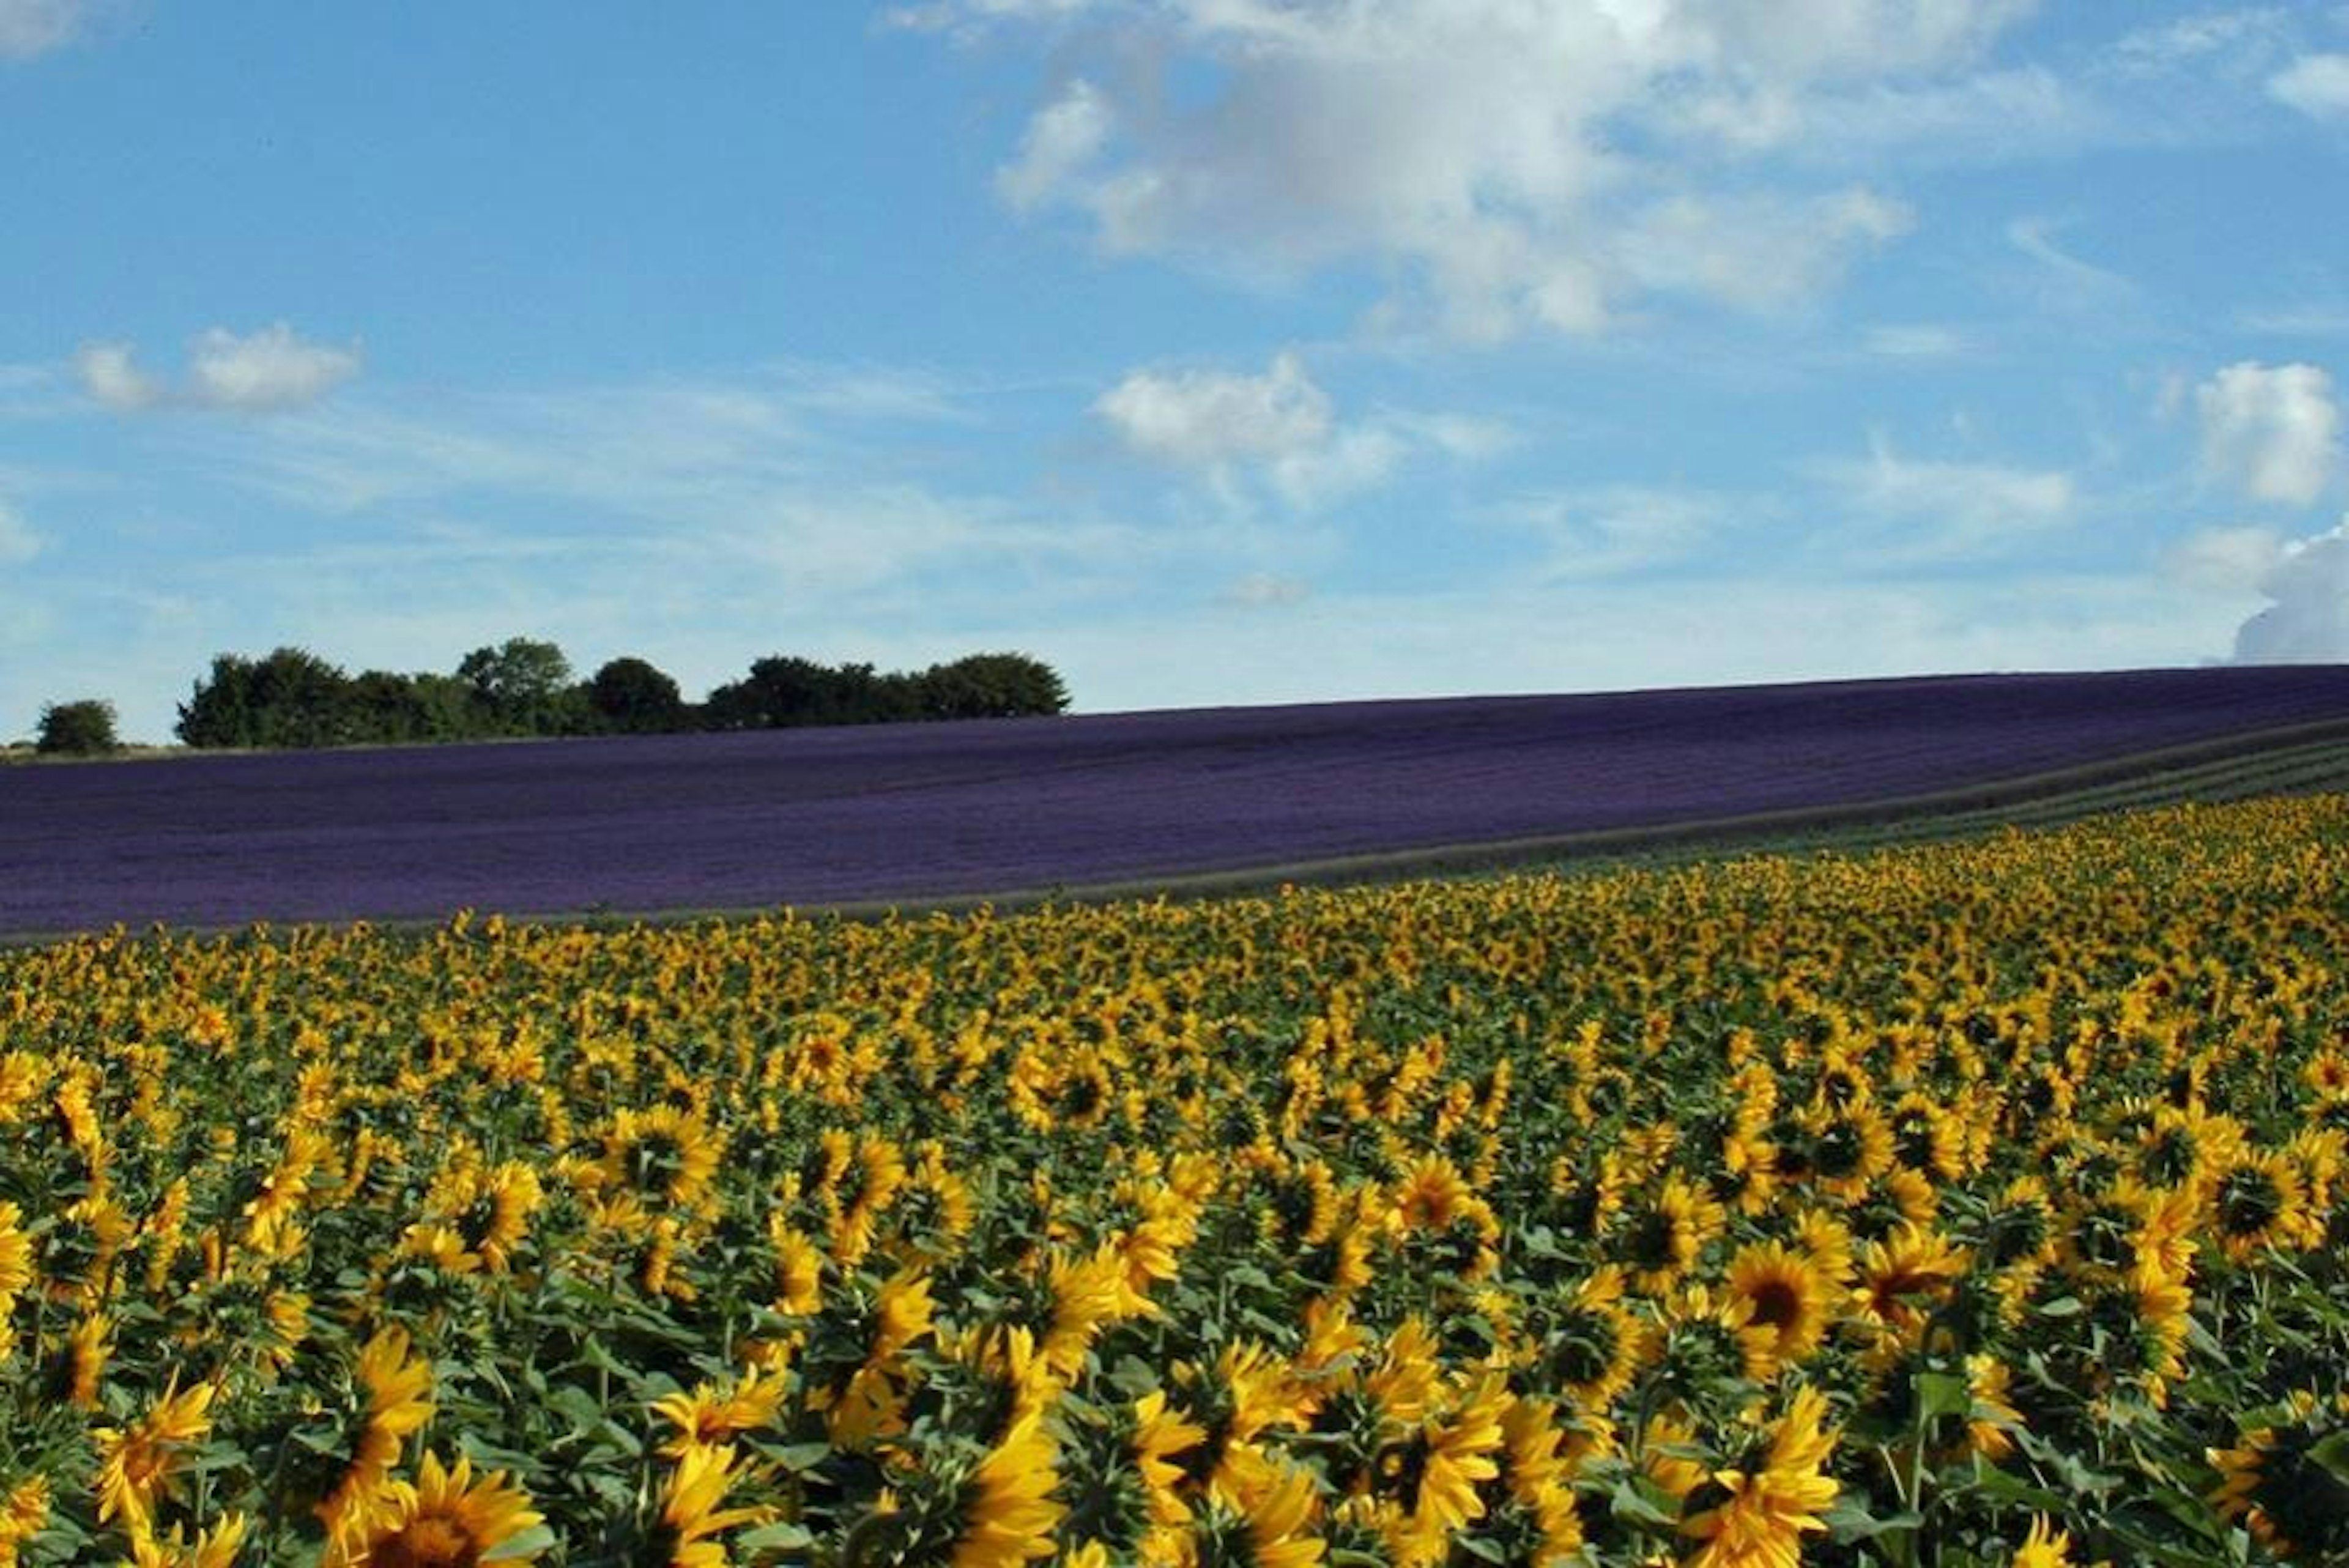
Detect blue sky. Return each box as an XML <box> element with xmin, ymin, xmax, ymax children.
<box><xmin>4</xmin><ymin>1</ymin><xmax>2348</xmax><ymax>741</ymax></box>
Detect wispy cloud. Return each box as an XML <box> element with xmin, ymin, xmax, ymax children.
<box><xmin>193</xmin><ymin>363</ymin><xmax>1156</xmax><ymax>607</ymax></box>
<box><xmin>1482</xmin><ymin>483</ymin><xmax>1747</xmax><ymax>580</ymax></box>
<box><xmin>1809</xmin><ymin>434</ymin><xmax>2077</xmax><ymax>562</ymax></box>
<box><xmin>2269</xmin><ymin>52</ymin><xmax>2349</xmax><ymax>119</ymax></box>
<box><xmin>0</xmin><ymin>0</ymin><xmax>98</xmax><ymax>61</ymax></box>
<box><xmin>0</xmin><ymin>496</ymin><xmax>39</xmax><ymax>564</ymax></box>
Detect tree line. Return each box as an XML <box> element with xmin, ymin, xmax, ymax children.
<box><xmin>21</xmin><ymin>640</ymin><xmax>1071</xmax><ymax>755</ymax></box>
<box><xmin>173</xmin><ymin>639</ymin><xmax>1070</xmax><ymax>749</ymax></box>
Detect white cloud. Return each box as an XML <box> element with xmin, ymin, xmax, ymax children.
<box><xmin>186</xmin><ymin>324</ymin><xmax>363</xmax><ymax>411</ymax></box>
<box><xmin>2167</xmin><ymin>524</ymin><xmax>2284</xmax><ymax>594</ymax></box>
<box><xmin>1618</xmin><ymin>188</ymin><xmax>1913</xmax><ymax>313</ymax></box>
<box><xmin>2232</xmin><ymin>520</ymin><xmax>2349</xmax><ymax>662</ymax></box>
<box><xmin>936</xmin><ymin>0</ymin><xmax>2036</xmax><ymax>340</ymax></box>
<box><xmin>1486</xmin><ymin>484</ymin><xmax>1740</xmax><ymax>579</ymax></box>
<box><xmin>0</xmin><ymin>497</ymin><xmax>39</xmax><ymax>563</ymax></box>
<box><xmin>195</xmin><ymin>367</ymin><xmax>1152</xmax><ymax>602</ymax></box>
<box><xmin>73</xmin><ymin>324</ymin><xmax>362</xmax><ymax>414</ymax></box>
<box><xmin>2236</xmin><ymin>302</ymin><xmax>2349</xmax><ymax>338</ymax></box>
<box><xmin>1812</xmin><ymin>434</ymin><xmax>2075</xmax><ymax>558</ymax></box>
<box><xmin>1863</xmin><ymin>323</ymin><xmax>1972</xmax><ymax>359</ymax></box>
<box><xmin>2005</xmin><ymin>216</ymin><xmax>2135</xmax><ymax>301</ymax></box>
<box><xmin>0</xmin><ymin>0</ymin><xmax>91</xmax><ymax>59</ymax></box>
<box><xmin>72</xmin><ymin>343</ymin><xmax>158</xmax><ymax>412</ymax></box>
<box><xmin>2270</xmin><ymin>52</ymin><xmax>2349</xmax><ymax>118</ymax></box>
<box><xmin>1094</xmin><ymin>351</ymin><xmax>1499</xmax><ymax>509</ymax></box>
<box><xmin>2196</xmin><ymin>360</ymin><xmax>2342</xmax><ymax>506</ymax></box>
<box><xmin>2107</xmin><ymin>8</ymin><xmax>2295</xmax><ymax>78</ymax></box>
<box><xmin>1096</xmin><ymin>351</ymin><xmax>1332</xmax><ymax>469</ymax></box>
<box><xmin>1047</xmin><ymin>568</ymin><xmax>2249</xmax><ymax>719</ymax></box>
<box><xmin>1219</xmin><ymin>572</ymin><xmax>1311</xmax><ymax>608</ymax></box>
<box><xmin>998</xmin><ymin>78</ymin><xmax>1113</xmax><ymax>211</ymax></box>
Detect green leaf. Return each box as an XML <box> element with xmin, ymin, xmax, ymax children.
<box><xmin>1915</xmin><ymin>1370</ymin><xmax>1973</xmax><ymax>1421</ymax></box>
<box><xmin>1608</xmin><ymin>1477</ymin><xmax>1682</xmax><ymax>1529</ymax></box>
<box><xmin>735</xmin><ymin>1522</ymin><xmax>816</xmax><ymax>1553</ymax></box>
<box><xmin>1824</xmin><ymin>1495</ymin><xmax>1923</xmax><ymax>1544</ymax></box>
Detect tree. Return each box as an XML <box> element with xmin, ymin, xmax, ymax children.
<box><xmin>176</xmin><ymin>647</ymin><xmax>356</xmax><ymax>748</ymax></box>
<box><xmin>456</xmin><ymin>637</ymin><xmax>581</xmax><ymax>737</ymax></box>
<box><xmin>915</xmin><ymin>652</ymin><xmax>1071</xmax><ymax>719</ymax></box>
<box><xmin>35</xmin><ymin>699</ymin><xmax>120</xmax><ymax>756</ymax></box>
<box><xmin>586</xmin><ymin>656</ymin><xmax>690</xmax><ymax>734</ymax></box>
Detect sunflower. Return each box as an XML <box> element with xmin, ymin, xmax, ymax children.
<box><xmin>2210</xmin><ymin>1148</ymin><xmax>2318</xmax><ymax>1261</ymax></box>
<box><xmin>1133</xmin><ymin>1390</ymin><xmax>1209</xmax><ymax>1526</ymax></box>
<box><xmin>644</xmin><ymin>1444</ymin><xmax>770</xmax><ymax>1568</ymax></box>
<box><xmin>1964</xmin><ymin>1354</ymin><xmax>2024</xmax><ymax>1461</ymax></box>
<box><xmin>1677</xmin><ymin>1384</ymin><xmax>1841</xmax><ymax>1568</ymax></box>
<box><xmin>0</xmin><ymin>1202</ymin><xmax>32</xmax><ymax>1340</ymax></box>
<box><xmin>2095</xmin><ymin>1265</ymin><xmax>2192</xmax><ymax>1408</ymax></box>
<box><xmin>827</xmin><ymin>1134</ymin><xmax>909</xmax><ymax>1268</ymax></box>
<box><xmin>1852</xmin><ymin>1225</ymin><xmax>1970</xmax><ymax>1349</ymax></box>
<box><xmin>2010</xmin><ymin>1513</ymin><xmax>2073</xmax><ymax>1567</ymax></box>
<box><xmin>1178</xmin><ymin>1460</ymin><xmax>1324</xmax><ymax>1568</ymax></box>
<box><xmin>1712</xmin><ymin>1121</ymin><xmax>1780</xmax><ymax>1219</ymax></box>
<box><xmin>1805</xmin><ymin>1101</ymin><xmax>1895</xmax><ymax>1203</ymax></box>
<box><xmin>600</xmin><ymin>1104</ymin><xmax>724</xmax><ymax>1211</ymax></box>
<box><xmin>769</xmin><ymin>1218</ymin><xmax>826</xmax><ymax>1315</ymax></box>
<box><xmin>431</xmin><ymin>1159</ymin><xmax>543</xmax><ymax>1275</ymax></box>
<box><xmin>1173</xmin><ymin>1340</ymin><xmax>1310</xmax><ymax>1503</ymax></box>
<box><xmin>0</xmin><ymin>1479</ymin><xmax>48</xmax><ymax>1568</ymax></box>
<box><xmin>652</xmin><ymin>1365</ymin><xmax>789</xmax><ymax>1458</ymax></box>
<box><xmin>1888</xmin><ymin>1093</ymin><xmax>1967</xmax><ymax>1182</ymax></box>
<box><xmin>95</xmin><ymin>1377</ymin><xmax>217</xmax><ymax>1531</ymax></box>
<box><xmin>1610</xmin><ymin>1177</ymin><xmax>1724</xmax><ymax>1296</ymax></box>
<box><xmin>327</xmin><ymin>1449</ymin><xmax>542</xmax><ymax>1568</ymax></box>
<box><xmin>67</xmin><ymin>1310</ymin><xmax>113</xmax><ymax>1410</ymax></box>
<box><xmin>1548</xmin><ymin>1150</ymin><xmax>1626</xmax><ymax>1239</ymax></box>
<box><xmin>1534</xmin><ymin>1268</ymin><xmax>1642</xmax><ymax>1412</ymax></box>
<box><xmin>316</xmin><ymin>1325</ymin><xmax>437</xmax><ymax>1533</ymax></box>
<box><xmin>1039</xmin><ymin>1243</ymin><xmax>1132</xmax><ymax>1378</ymax></box>
<box><xmin>950</xmin><ymin>1413</ymin><xmax>1065</xmax><ymax>1568</ymax></box>
<box><xmin>123</xmin><ymin>1511</ymin><xmax>247</xmax><ymax>1568</ymax></box>
<box><xmin>2210</xmin><ymin>1392</ymin><xmax>2349</xmax><ymax>1563</ymax></box>
<box><xmin>1724</xmin><ymin>1241</ymin><xmax>1835</xmax><ymax>1381</ymax></box>
<box><xmin>1386</xmin><ymin>1153</ymin><xmax>1501</xmax><ymax>1278</ymax></box>
<box><xmin>1475</xmin><ymin>1395</ymin><xmax>1584</xmax><ymax>1567</ymax></box>
<box><xmin>1378</xmin><ymin>1375</ymin><xmax>1509</xmax><ymax>1566</ymax></box>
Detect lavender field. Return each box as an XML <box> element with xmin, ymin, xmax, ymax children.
<box><xmin>6</xmin><ymin>664</ymin><xmax>2348</xmax><ymax>936</ymax></box>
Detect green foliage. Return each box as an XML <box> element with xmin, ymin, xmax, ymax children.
<box><xmin>33</xmin><ymin>698</ymin><xmax>119</xmax><ymax>756</ymax></box>
<box><xmin>585</xmin><ymin>656</ymin><xmax>689</xmax><ymax>735</ymax></box>
<box><xmin>458</xmin><ymin>637</ymin><xmax>587</xmax><ymax>737</ymax></box>
<box><xmin>169</xmin><ymin>639</ymin><xmax>1073</xmax><ymax>749</ymax></box>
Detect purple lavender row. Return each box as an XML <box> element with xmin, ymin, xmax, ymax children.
<box><xmin>4</xmin><ymin>666</ymin><xmax>2347</xmax><ymax>935</ymax></box>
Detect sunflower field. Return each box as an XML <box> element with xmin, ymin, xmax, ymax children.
<box><xmin>3</xmin><ymin>793</ymin><xmax>2348</xmax><ymax>1567</ymax></box>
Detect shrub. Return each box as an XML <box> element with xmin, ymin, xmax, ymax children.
<box><xmin>35</xmin><ymin>698</ymin><xmax>121</xmax><ymax>756</ymax></box>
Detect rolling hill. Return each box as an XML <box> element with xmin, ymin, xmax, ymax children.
<box><xmin>4</xmin><ymin>664</ymin><xmax>2347</xmax><ymax>937</ymax></box>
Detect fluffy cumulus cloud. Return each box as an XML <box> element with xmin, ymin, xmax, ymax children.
<box><xmin>1094</xmin><ymin>351</ymin><xmax>1498</xmax><ymax>508</ymax></box>
<box><xmin>1096</xmin><ymin>351</ymin><xmax>1332</xmax><ymax>469</ymax></box>
<box><xmin>2196</xmin><ymin>361</ymin><xmax>2341</xmax><ymax>507</ymax></box>
<box><xmin>2232</xmin><ymin>521</ymin><xmax>2349</xmax><ymax>663</ymax></box>
<box><xmin>2269</xmin><ymin>52</ymin><xmax>2349</xmax><ymax>119</ymax></box>
<box><xmin>75</xmin><ymin>324</ymin><xmax>363</xmax><ymax>414</ymax></box>
<box><xmin>941</xmin><ymin>0</ymin><xmax>2041</xmax><ymax>339</ymax></box>
<box><xmin>0</xmin><ymin>0</ymin><xmax>92</xmax><ymax>59</ymax></box>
